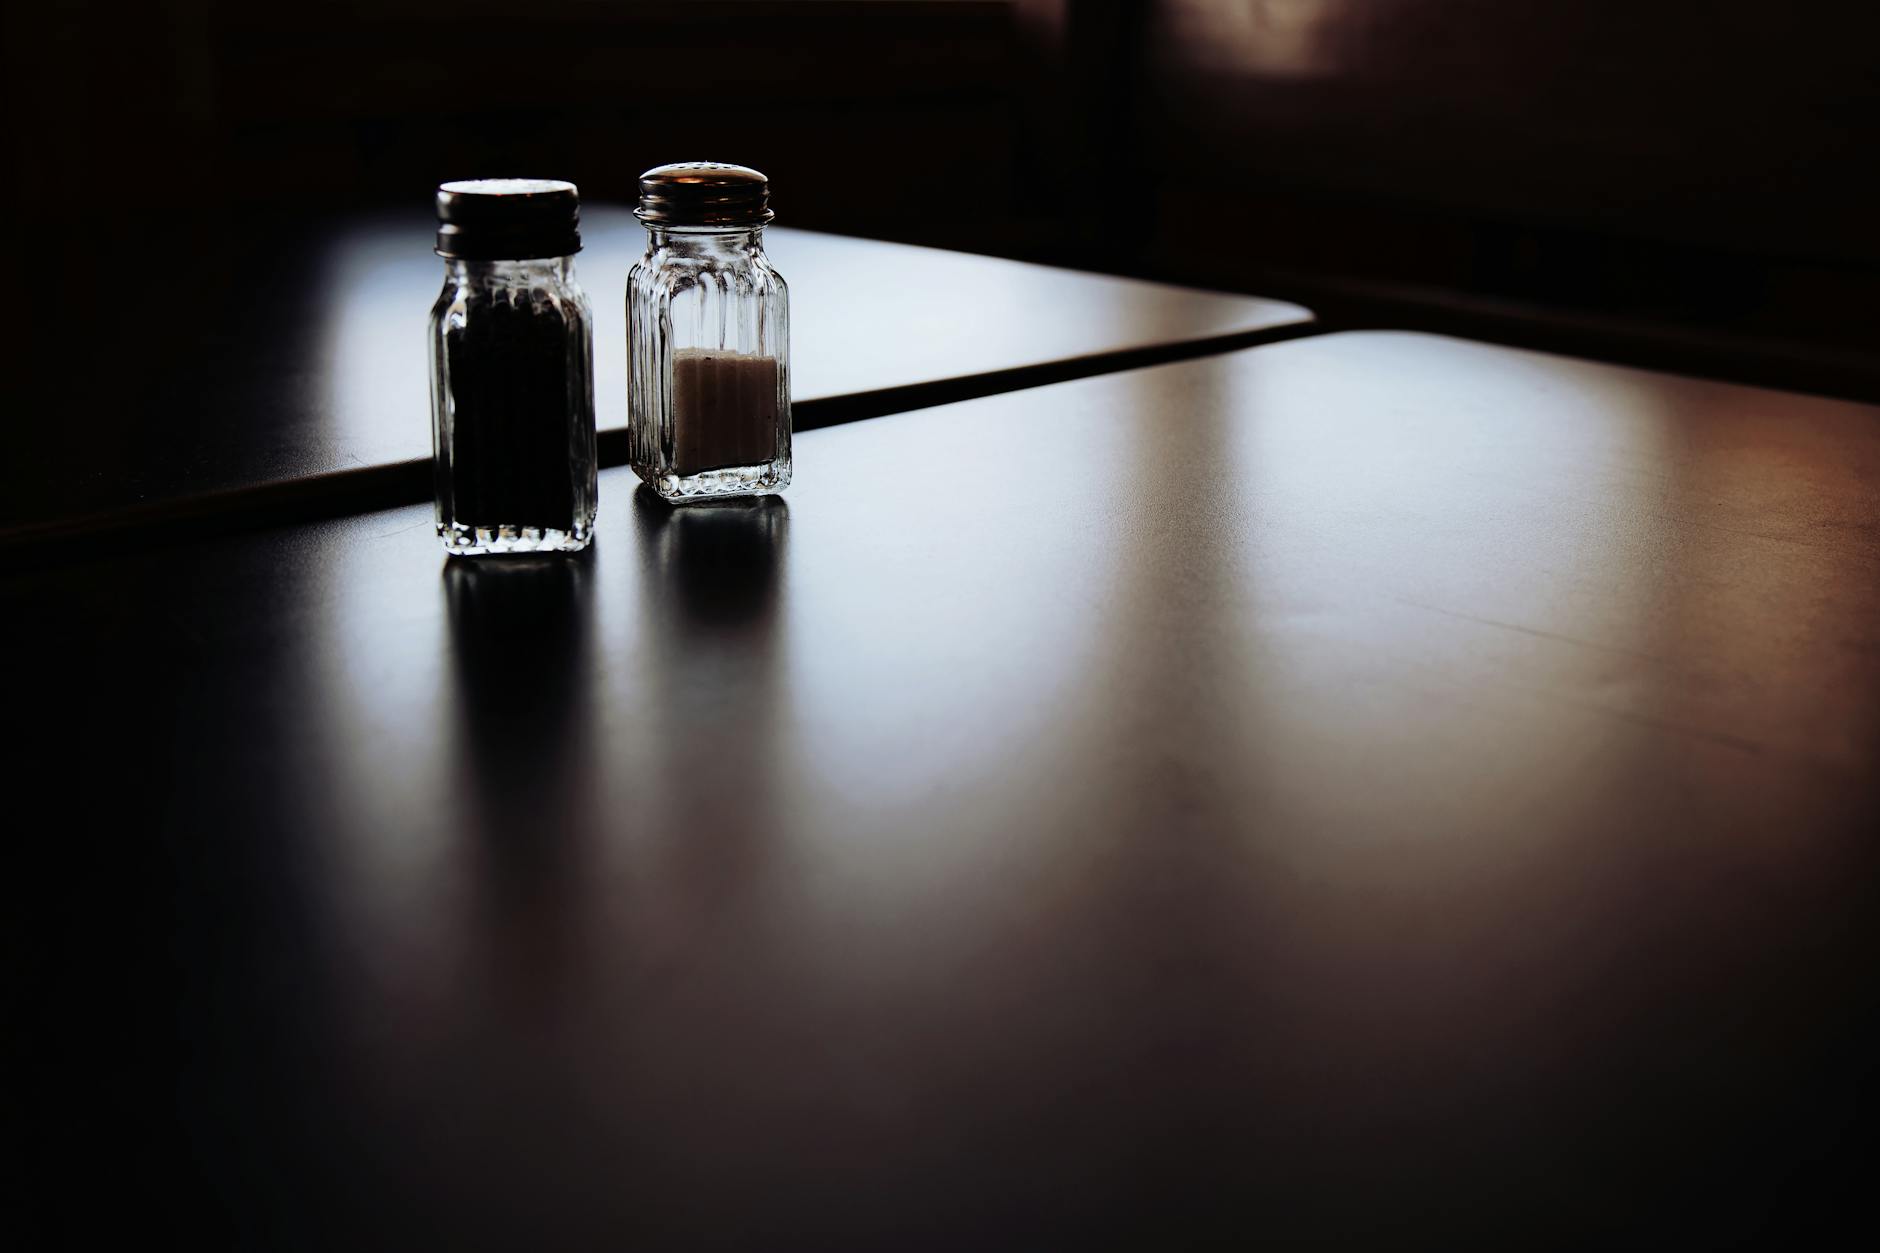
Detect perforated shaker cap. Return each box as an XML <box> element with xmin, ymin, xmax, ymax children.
<box><xmin>635</xmin><ymin>163</ymin><xmax>772</xmax><ymax>227</ymax></box>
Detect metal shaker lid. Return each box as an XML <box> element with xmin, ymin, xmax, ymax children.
<box><xmin>434</xmin><ymin>178</ymin><xmax>582</xmax><ymax>259</ymax></box>
<box><xmin>635</xmin><ymin>163</ymin><xmax>772</xmax><ymax>227</ymax></box>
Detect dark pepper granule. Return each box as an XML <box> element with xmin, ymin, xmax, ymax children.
<box><xmin>444</xmin><ymin>294</ymin><xmax>580</xmax><ymax>530</ymax></box>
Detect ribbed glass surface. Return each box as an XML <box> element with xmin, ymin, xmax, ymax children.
<box><xmin>429</xmin><ymin>257</ymin><xmax>598</xmax><ymax>554</ymax></box>
<box><xmin>628</xmin><ymin>227</ymin><xmax>792</xmax><ymax>502</ymax></box>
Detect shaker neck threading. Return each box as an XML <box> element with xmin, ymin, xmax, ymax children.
<box><xmin>443</xmin><ymin>256</ymin><xmax>577</xmax><ymax>285</ymax></box>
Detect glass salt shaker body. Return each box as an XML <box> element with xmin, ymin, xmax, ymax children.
<box><xmin>429</xmin><ymin>179</ymin><xmax>598</xmax><ymax>555</ymax></box>
<box><xmin>627</xmin><ymin>163</ymin><xmax>791</xmax><ymax>502</ymax></box>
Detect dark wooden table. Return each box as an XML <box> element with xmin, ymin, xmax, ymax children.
<box><xmin>0</xmin><ymin>208</ymin><xmax>1308</xmax><ymax>549</ymax></box>
<box><xmin>13</xmin><ymin>333</ymin><xmax>1876</xmax><ymax>1245</ymax></box>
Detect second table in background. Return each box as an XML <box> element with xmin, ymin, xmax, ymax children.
<box><xmin>3</xmin><ymin>208</ymin><xmax>1310</xmax><ymax>547</ymax></box>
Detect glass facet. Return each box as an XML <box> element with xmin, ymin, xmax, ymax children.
<box><xmin>430</xmin><ymin>256</ymin><xmax>598</xmax><ymax>555</ymax></box>
<box><xmin>627</xmin><ymin>227</ymin><xmax>791</xmax><ymax>503</ymax></box>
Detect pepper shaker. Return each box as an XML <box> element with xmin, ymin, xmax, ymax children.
<box><xmin>627</xmin><ymin>163</ymin><xmax>791</xmax><ymax>502</ymax></box>
<box><xmin>429</xmin><ymin>179</ymin><xmax>598</xmax><ymax>554</ymax></box>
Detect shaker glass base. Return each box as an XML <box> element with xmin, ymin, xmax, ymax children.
<box><xmin>642</xmin><ymin>461</ymin><xmax>791</xmax><ymax>504</ymax></box>
<box><xmin>438</xmin><ymin>518</ymin><xmax>594</xmax><ymax>556</ymax></box>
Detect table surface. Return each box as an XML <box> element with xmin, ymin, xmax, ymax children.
<box><xmin>14</xmin><ymin>332</ymin><xmax>1877</xmax><ymax>1244</ymax></box>
<box><xmin>1</xmin><ymin>208</ymin><xmax>1308</xmax><ymax>546</ymax></box>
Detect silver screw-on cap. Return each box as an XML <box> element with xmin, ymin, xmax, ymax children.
<box><xmin>635</xmin><ymin>163</ymin><xmax>772</xmax><ymax>227</ymax></box>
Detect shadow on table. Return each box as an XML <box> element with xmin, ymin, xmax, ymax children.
<box><xmin>442</xmin><ymin>549</ymin><xmax>601</xmax><ymax>882</ymax></box>
<box><xmin>631</xmin><ymin>487</ymin><xmax>792</xmax><ymax>881</ymax></box>
<box><xmin>632</xmin><ymin>487</ymin><xmax>790</xmax><ymax>633</ymax></box>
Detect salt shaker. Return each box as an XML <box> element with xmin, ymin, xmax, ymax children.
<box><xmin>429</xmin><ymin>179</ymin><xmax>598</xmax><ymax>554</ymax></box>
<box><xmin>627</xmin><ymin>163</ymin><xmax>791</xmax><ymax>502</ymax></box>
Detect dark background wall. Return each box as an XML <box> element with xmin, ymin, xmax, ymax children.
<box><xmin>8</xmin><ymin>0</ymin><xmax>1878</xmax><ymax>396</ymax></box>
<box><xmin>1023</xmin><ymin>0</ymin><xmax>1880</xmax><ymax>395</ymax></box>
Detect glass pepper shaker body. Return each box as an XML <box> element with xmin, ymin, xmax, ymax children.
<box><xmin>429</xmin><ymin>179</ymin><xmax>598</xmax><ymax>555</ymax></box>
<box><xmin>628</xmin><ymin>163</ymin><xmax>791</xmax><ymax>503</ymax></box>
